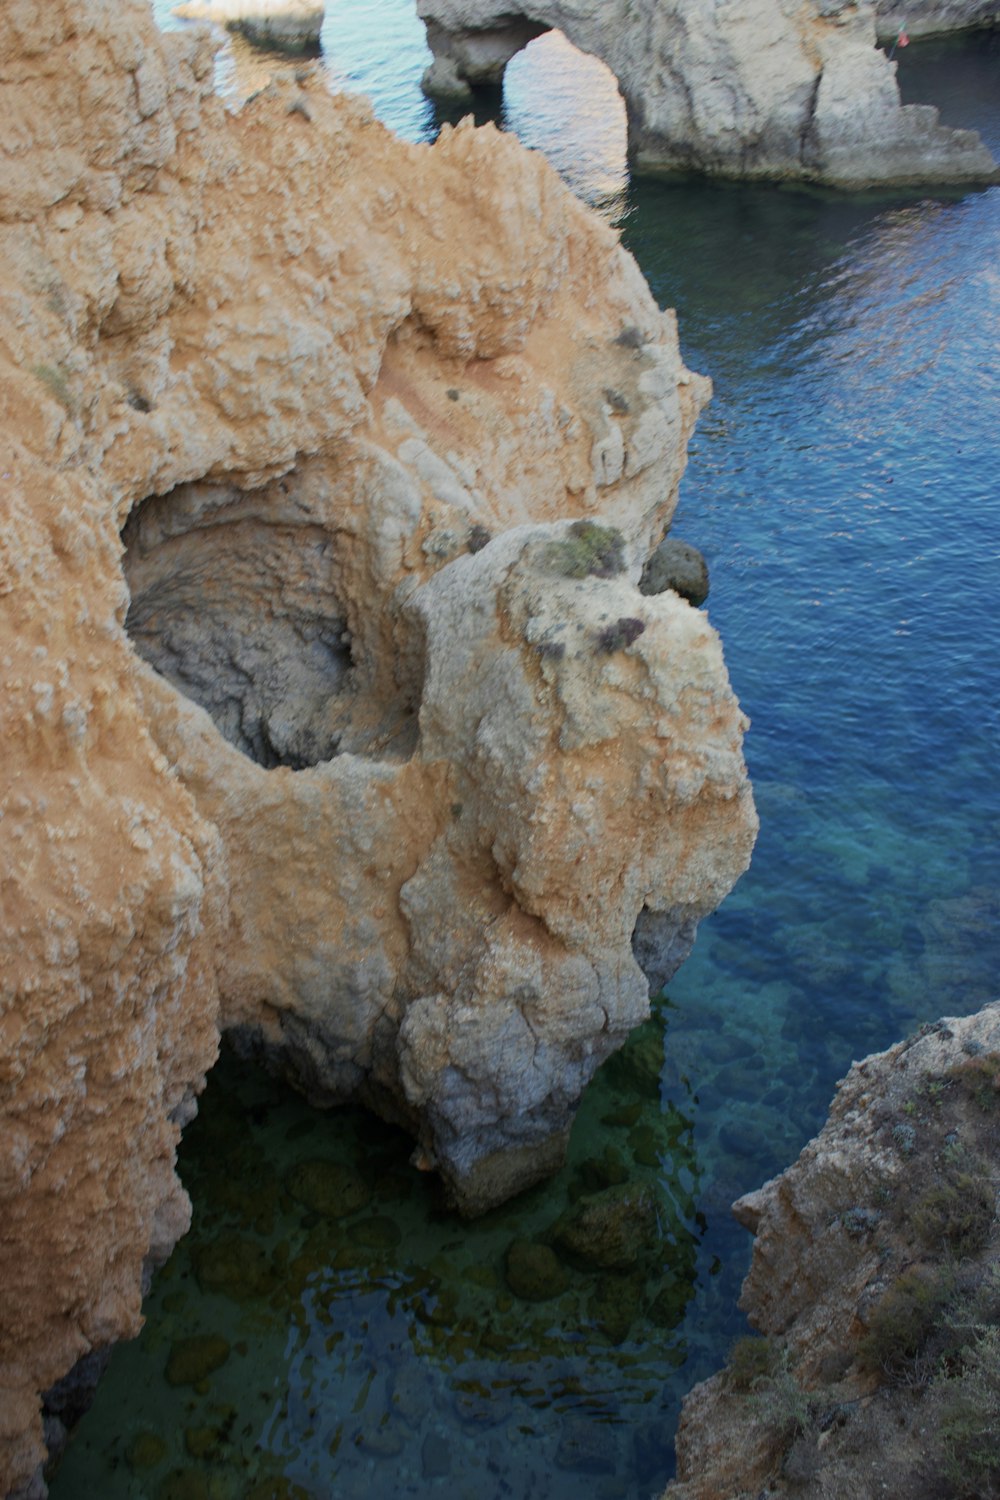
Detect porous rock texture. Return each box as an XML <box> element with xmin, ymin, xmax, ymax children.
<box><xmin>417</xmin><ymin>0</ymin><xmax>999</xmax><ymax>187</ymax></box>
<box><xmin>0</xmin><ymin>0</ymin><xmax>756</xmax><ymax>1492</ymax></box>
<box><xmin>171</xmin><ymin>0</ymin><xmax>324</xmax><ymax>52</ymax></box>
<box><xmin>663</xmin><ymin>1003</ymin><xmax>1000</xmax><ymax>1500</ymax></box>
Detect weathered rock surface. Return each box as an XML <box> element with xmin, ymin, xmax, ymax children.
<box><xmin>0</xmin><ymin>0</ymin><xmax>755</xmax><ymax>1491</ymax></box>
<box><xmin>874</xmin><ymin>0</ymin><xmax>1000</xmax><ymax>39</ymax></box>
<box><xmin>417</xmin><ymin>0</ymin><xmax>999</xmax><ymax>187</ymax></box>
<box><xmin>172</xmin><ymin>0</ymin><xmax>323</xmax><ymax>51</ymax></box>
<box><xmin>664</xmin><ymin>1003</ymin><xmax>1000</xmax><ymax>1500</ymax></box>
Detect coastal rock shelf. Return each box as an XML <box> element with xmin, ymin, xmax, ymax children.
<box><xmin>417</xmin><ymin>0</ymin><xmax>999</xmax><ymax>187</ymax></box>
<box><xmin>664</xmin><ymin>1005</ymin><xmax>1000</xmax><ymax>1500</ymax></box>
<box><xmin>0</xmin><ymin>0</ymin><xmax>756</xmax><ymax>1492</ymax></box>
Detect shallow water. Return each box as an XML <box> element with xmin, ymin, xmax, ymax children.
<box><xmin>52</xmin><ymin>14</ymin><xmax>1000</xmax><ymax>1500</ymax></box>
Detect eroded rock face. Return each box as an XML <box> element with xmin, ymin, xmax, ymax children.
<box><xmin>0</xmin><ymin>0</ymin><xmax>755</xmax><ymax>1490</ymax></box>
<box><xmin>417</xmin><ymin>0</ymin><xmax>999</xmax><ymax>187</ymax></box>
<box><xmin>874</xmin><ymin>0</ymin><xmax>1000</xmax><ymax>40</ymax></box>
<box><xmin>663</xmin><ymin>1003</ymin><xmax>1000</xmax><ymax>1500</ymax></box>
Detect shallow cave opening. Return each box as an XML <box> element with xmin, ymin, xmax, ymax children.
<box><xmin>122</xmin><ymin>476</ymin><xmax>355</xmax><ymax>770</ymax></box>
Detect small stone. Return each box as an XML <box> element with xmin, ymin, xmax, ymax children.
<box><xmin>390</xmin><ymin>1365</ymin><xmax>431</xmax><ymax>1425</ymax></box>
<box><xmin>193</xmin><ymin>1236</ymin><xmax>275</xmax><ymax>1301</ymax></box>
<box><xmin>286</xmin><ymin>1159</ymin><xmax>370</xmax><ymax>1217</ymax></box>
<box><xmin>126</xmin><ymin>1431</ymin><xmax>167</xmax><ymax>1469</ymax></box>
<box><xmin>422</xmin><ymin>1431</ymin><xmax>452</xmax><ymax>1478</ymax></box>
<box><xmin>553</xmin><ymin>1185</ymin><xmax>661</xmax><ymax>1271</ymax></box>
<box><xmin>184</xmin><ymin>1424</ymin><xmax>225</xmax><ymax>1460</ymax></box>
<box><xmin>639</xmin><ymin>536</ymin><xmax>709</xmax><ymax>606</ymax></box>
<box><xmin>165</xmin><ymin>1334</ymin><xmax>231</xmax><ymax>1387</ymax></box>
<box><xmin>346</xmin><ymin>1215</ymin><xmax>402</xmax><ymax>1249</ymax></box>
<box><xmin>157</xmin><ymin>1470</ymin><xmax>210</xmax><ymax>1500</ymax></box>
<box><xmin>505</xmin><ymin>1239</ymin><xmax>569</xmax><ymax>1301</ymax></box>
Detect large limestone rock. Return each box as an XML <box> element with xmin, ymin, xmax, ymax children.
<box><xmin>171</xmin><ymin>0</ymin><xmax>324</xmax><ymax>52</ymax></box>
<box><xmin>0</xmin><ymin>0</ymin><xmax>754</xmax><ymax>1491</ymax></box>
<box><xmin>874</xmin><ymin>0</ymin><xmax>1000</xmax><ymax>39</ymax></box>
<box><xmin>417</xmin><ymin>0</ymin><xmax>999</xmax><ymax>187</ymax></box>
<box><xmin>664</xmin><ymin>1003</ymin><xmax>1000</xmax><ymax>1500</ymax></box>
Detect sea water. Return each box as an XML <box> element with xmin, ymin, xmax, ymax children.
<box><xmin>50</xmin><ymin>13</ymin><xmax>1000</xmax><ymax>1499</ymax></box>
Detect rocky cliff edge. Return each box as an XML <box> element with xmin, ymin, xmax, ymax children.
<box><xmin>0</xmin><ymin>1</ymin><xmax>756</xmax><ymax>1492</ymax></box>
<box><xmin>665</xmin><ymin>1003</ymin><xmax>1000</xmax><ymax>1500</ymax></box>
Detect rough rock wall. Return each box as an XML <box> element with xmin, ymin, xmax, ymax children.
<box><xmin>663</xmin><ymin>1003</ymin><xmax>1000</xmax><ymax>1500</ymax></box>
<box><xmin>874</xmin><ymin>0</ymin><xmax>1000</xmax><ymax>40</ymax></box>
<box><xmin>0</xmin><ymin>1</ymin><xmax>756</xmax><ymax>1492</ymax></box>
<box><xmin>417</xmin><ymin>0</ymin><xmax>999</xmax><ymax>187</ymax></box>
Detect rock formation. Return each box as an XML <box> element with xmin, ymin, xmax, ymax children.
<box><xmin>417</xmin><ymin>0</ymin><xmax>999</xmax><ymax>187</ymax></box>
<box><xmin>663</xmin><ymin>1004</ymin><xmax>1000</xmax><ymax>1500</ymax></box>
<box><xmin>0</xmin><ymin>0</ymin><xmax>756</xmax><ymax>1491</ymax></box>
<box><xmin>171</xmin><ymin>0</ymin><xmax>324</xmax><ymax>52</ymax></box>
<box><xmin>874</xmin><ymin>0</ymin><xmax>999</xmax><ymax>39</ymax></box>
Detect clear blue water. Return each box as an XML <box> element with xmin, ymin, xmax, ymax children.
<box><xmin>52</xmin><ymin>13</ymin><xmax>1000</xmax><ymax>1500</ymax></box>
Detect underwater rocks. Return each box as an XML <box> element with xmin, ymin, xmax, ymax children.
<box><xmin>663</xmin><ymin>1002</ymin><xmax>1000</xmax><ymax>1500</ymax></box>
<box><xmin>417</xmin><ymin>0</ymin><xmax>999</xmax><ymax>187</ymax></box>
<box><xmin>0</xmin><ymin>0</ymin><xmax>756</xmax><ymax>1490</ymax></box>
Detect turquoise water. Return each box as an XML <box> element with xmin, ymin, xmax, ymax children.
<box><xmin>52</xmin><ymin>14</ymin><xmax>1000</xmax><ymax>1500</ymax></box>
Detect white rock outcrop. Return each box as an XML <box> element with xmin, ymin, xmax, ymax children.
<box><xmin>417</xmin><ymin>0</ymin><xmax>999</xmax><ymax>187</ymax></box>
<box><xmin>172</xmin><ymin>0</ymin><xmax>323</xmax><ymax>50</ymax></box>
<box><xmin>874</xmin><ymin>0</ymin><xmax>999</xmax><ymax>38</ymax></box>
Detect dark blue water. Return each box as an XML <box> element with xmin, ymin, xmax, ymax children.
<box><xmin>52</xmin><ymin>14</ymin><xmax>1000</xmax><ymax>1500</ymax></box>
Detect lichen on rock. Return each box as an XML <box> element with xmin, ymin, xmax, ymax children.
<box><xmin>0</xmin><ymin>0</ymin><xmax>756</xmax><ymax>1492</ymax></box>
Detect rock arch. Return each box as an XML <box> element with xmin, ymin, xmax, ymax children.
<box><xmin>417</xmin><ymin>0</ymin><xmax>998</xmax><ymax>187</ymax></box>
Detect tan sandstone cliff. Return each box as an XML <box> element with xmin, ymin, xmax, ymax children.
<box><xmin>0</xmin><ymin>1</ymin><xmax>756</xmax><ymax>1493</ymax></box>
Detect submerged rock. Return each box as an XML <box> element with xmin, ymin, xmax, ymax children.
<box><xmin>417</xmin><ymin>0</ymin><xmax>999</xmax><ymax>187</ymax></box>
<box><xmin>285</xmin><ymin>1160</ymin><xmax>371</xmax><ymax>1218</ymax></box>
<box><xmin>504</xmin><ymin>1239</ymin><xmax>570</xmax><ymax>1301</ymax></box>
<box><xmin>165</xmin><ymin>1335</ymin><xmax>231</xmax><ymax>1388</ymax></box>
<box><xmin>553</xmin><ymin>1184</ymin><xmax>662</xmax><ymax>1271</ymax></box>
